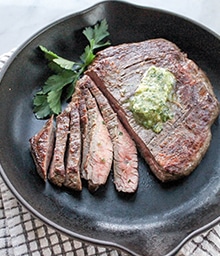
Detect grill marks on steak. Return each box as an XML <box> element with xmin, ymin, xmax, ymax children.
<box><xmin>86</xmin><ymin>38</ymin><xmax>220</xmax><ymax>181</ymax></box>
<box><xmin>78</xmin><ymin>76</ymin><xmax>113</xmax><ymax>192</ymax></box>
<box><xmin>85</xmin><ymin>75</ymin><xmax>139</xmax><ymax>193</ymax></box>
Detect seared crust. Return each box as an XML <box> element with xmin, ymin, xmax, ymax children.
<box><xmin>48</xmin><ymin>106</ymin><xmax>70</xmax><ymax>186</ymax></box>
<box><xmin>64</xmin><ymin>87</ymin><xmax>82</xmax><ymax>191</ymax></box>
<box><xmin>86</xmin><ymin>38</ymin><xmax>220</xmax><ymax>182</ymax></box>
<box><xmin>29</xmin><ymin>115</ymin><xmax>55</xmax><ymax>181</ymax></box>
<box><xmin>30</xmin><ymin>38</ymin><xmax>220</xmax><ymax>188</ymax></box>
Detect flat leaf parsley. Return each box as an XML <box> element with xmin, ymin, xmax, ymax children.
<box><xmin>33</xmin><ymin>19</ymin><xmax>110</xmax><ymax>119</ymax></box>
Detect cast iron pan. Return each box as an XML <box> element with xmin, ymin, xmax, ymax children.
<box><xmin>0</xmin><ymin>1</ymin><xmax>220</xmax><ymax>255</ymax></box>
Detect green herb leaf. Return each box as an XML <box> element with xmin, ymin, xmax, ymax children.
<box><xmin>83</xmin><ymin>19</ymin><xmax>110</xmax><ymax>50</ymax></box>
<box><xmin>34</xmin><ymin>19</ymin><xmax>110</xmax><ymax>119</ymax></box>
<box><xmin>43</xmin><ymin>70</ymin><xmax>75</xmax><ymax>94</ymax></box>
<box><xmin>80</xmin><ymin>45</ymin><xmax>95</xmax><ymax>66</ymax></box>
<box><xmin>47</xmin><ymin>90</ymin><xmax>63</xmax><ymax>115</ymax></box>
<box><xmin>53</xmin><ymin>58</ymin><xmax>76</xmax><ymax>70</ymax></box>
<box><xmin>33</xmin><ymin>92</ymin><xmax>52</xmax><ymax>119</ymax></box>
<box><xmin>39</xmin><ymin>45</ymin><xmax>59</xmax><ymax>61</ymax></box>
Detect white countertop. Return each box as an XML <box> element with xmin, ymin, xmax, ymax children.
<box><xmin>0</xmin><ymin>0</ymin><xmax>220</xmax><ymax>55</ymax></box>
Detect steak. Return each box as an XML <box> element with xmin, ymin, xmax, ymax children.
<box><xmin>79</xmin><ymin>85</ymin><xmax>91</xmax><ymax>181</ymax></box>
<box><xmin>86</xmin><ymin>75</ymin><xmax>139</xmax><ymax>193</ymax></box>
<box><xmin>78</xmin><ymin>76</ymin><xmax>113</xmax><ymax>192</ymax></box>
<box><xmin>114</xmin><ymin>121</ymin><xmax>138</xmax><ymax>192</ymax></box>
<box><xmin>86</xmin><ymin>38</ymin><xmax>220</xmax><ymax>182</ymax></box>
<box><xmin>64</xmin><ymin>88</ymin><xmax>82</xmax><ymax>191</ymax></box>
<box><xmin>48</xmin><ymin>105</ymin><xmax>70</xmax><ymax>186</ymax></box>
<box><xmin>29</xmin><ymin>115</ymin><xmax>55</xmax><ymax>181</ymax></box>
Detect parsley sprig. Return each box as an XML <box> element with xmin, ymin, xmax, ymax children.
<box><xmin>33</xmin><ymin>19</ymin><xmax>110</xmax><ymax>119</ymax></box>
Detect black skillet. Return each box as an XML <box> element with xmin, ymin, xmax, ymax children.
<box><xmin>0</xmin><ymin>1</ymin><xmax>220</xmax><ymax>255</ymax></box>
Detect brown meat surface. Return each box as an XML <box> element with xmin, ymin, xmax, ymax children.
<box><xmin>78</xmin><ymin>76</ymin><xmax>113</xmax><ymax>191</ymax></box>
<box><xmin>86</xmin><ymin>38</ymin><xmax>220</xmax><ymax>182</ymax></box>
<box><xmin>29</xmin><ymin>115</ymin><xmax>55</xmax><ymax>180</ymax></box>
<box><xmin>86</xmin><ymin>75</ymin><xmax>139</xmax><ymax>193</ymax></box>
<box><xmin>48</xmin><ymin>105</ymin><xmax>70</xmax><ymax>186</ymax></box>
<box><xmin>114</xmin><ymin>121</ymin><xmax>138</xmax><ymax>192</ymax></box>
<box><xmin>64</xmin><ymin>88</ymin><xmax>82</xmax><ymax>191</ymax></box>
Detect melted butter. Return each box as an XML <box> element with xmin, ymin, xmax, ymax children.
<box><xmin>130</xmin><ymin>65</ymin><xmax>176</xmax><ymax>133</ymax></box>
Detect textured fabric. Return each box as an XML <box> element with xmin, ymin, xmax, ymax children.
<box><xmin>2</xmin><ymin>178</ymin><xmax>220</xmax><ymax>256</ymax></box>
<box><xmin>0</xmin><ymin>176</ymin><xmax>126</xmax><ymax>256</ymax></box>
<box><xmin>0</xmin><ymin>50</ymin><xmax>220</xmax><ymax>256</ymax></box>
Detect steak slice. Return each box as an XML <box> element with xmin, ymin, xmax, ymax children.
<box><xmin>114</xmin><ymin>122</ymin><xmax>138</xmax><ymax>192</ymax></box>
<box><xmin>64</xmin><ymin>87</ymin><xmax>82</xmax><ymax>191</ymax></box>
<box><xmin>79</xmin><ymin>85</ymin><xmax>91</xmax><ymax>181</ymax></box>
<box><xmin>48</xmin><ymin>105</ymin><xmax>71</xmax><ymax>186</ymax></box>
<box><xmin>29</xmin><ymin>115</ymin><xmax>55</xmax><ymax>181</ymax></box>
<box><xmin>86</xmin><ymin>38</ymin><xmax>220</xmax><ymax>182</ymax></box>
<box><xmin>78</xmin><ymin>76</ymin><xmax>113</xmax><ymax>192</ymax></box>
<box><xmin>86</xmin><ymin>75</ymin><xmax>139</xmax><ymax>193</ymax></box>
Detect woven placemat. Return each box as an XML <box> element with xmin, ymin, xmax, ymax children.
<box><xmin>0</xmin><ymin>50</ymin><xmax>220</xmax><ymax>256</ymax></box>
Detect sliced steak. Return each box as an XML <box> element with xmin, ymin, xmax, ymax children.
<box><xmin>114</xmin><ymin>121</ymin><xmax>138</xmax><ymax>192</ymax></box>
<box><xmin>86</xmin><ymin>38</ymin><xmax>220</xmax><ymax>182</ymax></box>
<box><xmin>79</xmin><ymin>84</ymin><xmax>91</xmax><ymax>181</ymax></box>
<box><xmin>86</xmin><ymin>75</ymin><xmax>138</xmax><ymax>193</ymax></box>
<box><xmin>78</xmin><ymin>76</ymin><xmax>113</xmax><ymax>192</ymax></box>
<box><xmin>64</xmin><ymin>88</ymin><xmax>82</xmax><ymax>191</ymax></box>
<box><xmin>48</xmin><ymin>105</ymin><xmax>70</xmax><ymax>186</ymax></box>
<box><xmin>29</xmin><ymin>115</ymin><xmax>55</xmax><ymax>181</ymax></box>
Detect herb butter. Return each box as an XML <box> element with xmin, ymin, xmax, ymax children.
<box><xmin>130</xmin><ymin>65</ymin><xmax>176</xmax><ymax>133</ymax></box>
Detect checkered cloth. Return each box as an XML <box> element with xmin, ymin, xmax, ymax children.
<box><xmin>0</xmin><ymin>50</ymin><xmax>220</xmax><ymax>256</ymax></box>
